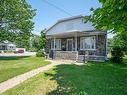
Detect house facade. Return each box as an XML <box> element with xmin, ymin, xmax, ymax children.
<box><xmin>0</xmin><ymin>40</ymin><xmax>16</xmax><ymax>51</ymax></box>
<box><xmin>46</xmin><ymin>15</ymin><xmax>107</xmax><ymax>62</ymax></box>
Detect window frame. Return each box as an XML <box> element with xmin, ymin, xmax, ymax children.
<box><xmin>51</xmin><ymin>39</ymin><xmax>61</xmax><ymax>50</ymax></box>
<box><xmin>80</xmin><ymin>36</ymin><xmax>96</xmax><ymax>50</ymax></box>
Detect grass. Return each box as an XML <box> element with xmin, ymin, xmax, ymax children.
<box><xmin>0</xmin><ymin>56</ymin><xmax>50</xmax><ymax>83</ymax></box>
<box><xmin>1</xmin><ymin>57</ymin><xmax>127</xmax><ymax>95</ymax></box>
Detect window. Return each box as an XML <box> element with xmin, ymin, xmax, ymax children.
<box><xmin>80</xmin><ymin>36</ymin><xmax>96</xmax><ymax>50</ymax></box>
<box><xmin>51</xmin><ymin>39</ymin><xmax>61</xmax><ymax>50</ymax></box>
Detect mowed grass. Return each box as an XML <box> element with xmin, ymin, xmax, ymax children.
<box><xmin>1</xmin><ymin>57</ymin><xmax>127</xmax><ymax>95</ymax></box>
<box><xmin>0</xmin><ymin>56</ymin><xmax>50</xmax><ymax>83</ymax></box>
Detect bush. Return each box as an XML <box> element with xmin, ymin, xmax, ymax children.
<box><xmin>36</xmin><ymin>51</ymin><xmax>45</xmax><ymax>57</ymax></box>
<box><xmin>28</xmin><ymin>48</ymin><xmax>37</xmax><ymax>52</ymax></box>
<box><xmin>4</xmin><ymin>50</ymin><xmax>14</xmax><ymax>53</ymax></box>
<box><xmin>111</xmin><ymin>46</ymin><xmax>124</xmax><ymax>63</ymax></box>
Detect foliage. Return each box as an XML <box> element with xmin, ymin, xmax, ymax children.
<box><xmin>30</xmin><ymin>29</ymin><xmax>46</xmax><ymax>51</ymax></box>
<box><xmin>112</xmin><ymin>32</ymin><xmax>127</xmax><ymax>52</ymax></box>
<box><xmin>30</xmin><ymin>34</ymin><xmax>40</xmax><ymax>51</ymax></box>
<box><xmin>15</xmin><ymin>31</ymin><xmax>32</xmax><ymax>50</ymax></box>
<box><xmin>0</xmin><ymin>0</ymin><xmax>36</xmax><ymax>49</ymax></box>
<box><xmin>86</xmin><ymin>0</ymin><xmax>127</xmax><ymax>62</ymax></box>
<box><xmin>110</xmin><ymin>32</ymin><xmax>127</xmax><ymax>61</ymax></box>
<box><xmin>28</xmin><ymin>47</ymin><xmax>37</xmax><ymax>52</ymax></box>
<box><xmin>111</xmin><ymin>46</ymin><xmax>124</xmax><ymax>63</ymax></box>
<box><xmin>0</xmin><ymin>57</ymin><xmax>50</xmax><ymax>83</ymax></box>
<box><xmin>85</xmin><ymin>0</ymin><xmax>127</xmax><ymax>33</ymax></box>
<box><xmin>107</xmin><ymin>38</ymin><xmax>113</xmax><ymax>53</ymax></box>
<box><xmin>36</xmin><ymin>51</ymin><xmax>45</xmax><ymax>57</ymax></box>
<box><xmin>39</xmin><ymin>29</ymin><xmax>47</xmax><ymax>50</ymax></box>
<box><xmin>3</xmin><ymin>50</ymin><xmax>14</xmax><ymax>53</ymax></box>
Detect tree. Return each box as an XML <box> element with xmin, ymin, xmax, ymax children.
<box><xmin>0</xmin><ymin>0</ymin><xmax>36</xmax><ymax>49</ymax></box>
<box><xmin>39</xmin><ymin>29</ymin><xmax>47</xmax><ymax>50</ymax></box>
<box><xmin>30</xmin><ymin>29</ymin><xmax>47</xmax><ymax>51</ymax></box>
<box><xmin>85</xmin><ymin>0</ymin><xmax>127</xmax><ymax>33</ymax></box>
<box><xmin>86</xmin><ymin>0</ymin><xmax>127</xmax><ymax>63</ymax></box>
<box><xmin>112</xmin><ymin>32</ymin><xmax>127</xmax><ymax>51</ymax></box>
<box><xmin>111</xmin><ymin>46</ymin><xmax>124</xmax><ymax>63</ymax></box>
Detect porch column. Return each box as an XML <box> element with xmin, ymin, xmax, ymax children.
<box><xmin>75</xmin><ymin>32</ymin><xmax>78</xmax><ymax>62</ymax></box>
<box><xmin>105</xmin><ymin>33</ymin><xmax>108</xmax><ymax>60</ymax></box>
<box><xmin>53</xmin><ymin>37</ymin><xmax>56</xmax><ymax>50</ymax></box>
<box><xmin>75</xmin><ymin>32</ymin><xmax>77</xmax><ymax>51</ymax></box>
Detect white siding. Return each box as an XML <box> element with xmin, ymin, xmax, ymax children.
<box><xmin>46</xmin><ymin>18</ymin><xmax>95</xmax><ymax>35</ymax></box>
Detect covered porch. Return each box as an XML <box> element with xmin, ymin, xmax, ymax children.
<box><xmin>46</xmin><ymin>30</ymin><xmax>107</xmax><ymax>62</ymax></box>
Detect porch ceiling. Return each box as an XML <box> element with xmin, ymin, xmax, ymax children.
<box><xmin>46</xmin><ymin>30</ymin><xmax>106</xmax><ymax>38</ymax></box>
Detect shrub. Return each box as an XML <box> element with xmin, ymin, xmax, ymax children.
<box><xmin>28</xmin><ymin>48</ymin><xmax>38</xmax><ymax>52</ymax></box>
<box><xmin>111</xmin><ymin>46</ymin><xmax>124</xmax><ymax>63</ymax></box>
<box><xmin>4</xmin><ymin>50</ymin><xmax>14</xmax><ymax>53</ymax></box>
<box><xmin>36</xmin><ymin>51</ymin><xmax>45</xmax><ymax>57</ymax></box>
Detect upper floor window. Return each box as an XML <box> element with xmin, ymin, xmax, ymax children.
<box><xmin>80</xmin><ymin>36</ymin><xmax>96</xmax><ymax>50</ymax></box>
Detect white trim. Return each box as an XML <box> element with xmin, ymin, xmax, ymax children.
<box><xmin>51</xmin><ymin>40</ymin><xmax>53</xmax><ymax>50</ymax></box>
<box><xmin>54</xmin><ymin>37</ymin><xmax>56</xmax><ymax>50</ymax></box>
<box><xmin>80</xmin><ymin>36</ymin><xmax>96</xmax><ymax>50</ymax></box>
<box><xmin>66</xmin><ymin>39</ymin><xmax>73</xmax><ymax>51</ymax></box>
<box><xmin>105</xmin><ymin>33</ymin><xmax>108</xmax><ymax>60</ymax></box>
<box><xmin>51</xmin><ymin>39</ymin><xmax>61</xmax><ymax>50</ymax></box>
<box><xmin>75</xmin><ymin>32</ymin><xmax>77</xmax><ymax>51</ymax></box>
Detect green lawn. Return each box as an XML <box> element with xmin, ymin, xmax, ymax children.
<box><xmin>1</xmin><ymin>57</ymin><xmax>127</xmax><ymax>95</ymax></box>
<box><xmin>0</xmin><ymin>56</ymin><xmax>50</xmax><ymax>83</ymax></box>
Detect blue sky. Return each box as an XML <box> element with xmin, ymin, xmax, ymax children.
<box><xmin>28</xmin><ymin>0</ymin><xmax>113</xmax><ymax>38</ymax></box>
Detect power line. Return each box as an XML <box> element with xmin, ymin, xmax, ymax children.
<box><xmin>41</xmin><ymin>0</ymin><xmax>73</xmax><ymax>16</ymax></box>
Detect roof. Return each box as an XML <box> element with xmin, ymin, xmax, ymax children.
<box><xmin>46</xmin><ymin>30</ymin><xmax>107</xmax><ymax>38</ymax></box>
<box><xmin>0</xmin><ymin>40</ymin><xmax>16</xmax><ymax>46</ymax></box>
<box><xmin>46</xmin><ymin>15</ymin><xmax>84</xmax><ymax>32</ymax></box>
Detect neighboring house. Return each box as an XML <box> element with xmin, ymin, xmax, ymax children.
<box><xmin>46</xmin><ymin>15</ymin><xmax>107</xmax><ymax>62</ymax></box>
<box><xmin>0</xmin><ymin>40</ymin><xmax>16</xmax><ymax>51</ymax></box>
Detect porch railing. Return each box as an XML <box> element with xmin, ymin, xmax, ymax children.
<box><xmin>48</xmin><ymin>51</ymin><xmax>106</xmax><ymax>62</ymax></box>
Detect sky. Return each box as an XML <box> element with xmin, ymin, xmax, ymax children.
<box><xmin>28</xmin><ymin>0</ymin><xmax>113</xmax><ymax>38</ymax></box>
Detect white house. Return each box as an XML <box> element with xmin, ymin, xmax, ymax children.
<box><xmin>0</xmin><ymin>40</ymin><xmax>16</xmax><ymax>51</ymax></box>
<box><xmin>46</xmin><ymin>15</ymin><xmax>107</xmax><ymax>62</ymax></box>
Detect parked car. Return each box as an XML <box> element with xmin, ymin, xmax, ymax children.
<box><xmin>14</xmin><ymin>50</ymin><xmax>24</xmax><ymax>53</ymax></box>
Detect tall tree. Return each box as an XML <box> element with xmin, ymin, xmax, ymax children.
<box><xmin>30</xmin><ymin>29</ymin><xmax>47</xmax><ymax>51</ymax></box>
<box><xmin>0</xmin><ymin>0</ymin><xmax>36</xmax><ymax>49</ymax></box>
<box><xmin>85</xmin><ymin>0</ymin><xmax>127</xmax><ymax>33</ymax></box>
<box><xmin>85</xmin><ymin>0</ymin><xmax>127</xmax><ymax>63</ymax></box>
<box><xmin>39</xmin><ymin>29</ymin><xmax>46</xmax><ymax>50</ymax></box>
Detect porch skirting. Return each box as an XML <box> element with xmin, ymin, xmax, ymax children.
<box><xmin>78</xmin><ymin>55</ymin><xmax>106</xmax><ymax>62</ymax></box>
<box><xmin>54</xmin><ymin>51</ymin><xmax>78</xmax><ymax>60</ymax></box>
<box><xmin>49</xmin><ymin>51</ymin><xmax>106</xmax><ymax>62</ymax></box>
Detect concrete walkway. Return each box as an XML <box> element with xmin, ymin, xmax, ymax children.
<box><xmin>0</xmin><ymin>60</ymin><xmax>83</xmax><ymax>94</ymax></box>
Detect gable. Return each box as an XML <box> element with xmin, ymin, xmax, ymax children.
<box><xmin>46</xmin><ymin>16</ymin><xmax>95</xmax><ymax>36</ymax></box>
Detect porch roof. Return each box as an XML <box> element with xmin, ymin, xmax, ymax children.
<box><xmin>46</xmin><ymin>30</ymin><xmax>106</xmax><ymax>38</ymax></box>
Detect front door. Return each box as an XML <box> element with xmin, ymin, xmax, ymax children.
<box><xmin>67</xmin><ymin>39</ymin><xmax>73</xmax><ymax>51</ymax></box>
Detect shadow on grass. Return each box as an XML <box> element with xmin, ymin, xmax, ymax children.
<box><xmin>45</xmin><ymin>62</ymin><xmax>127</xmax><ymax>95</ymax></box>
<box><xmin>0</xmin><ymin>56</ymin><xmax>30</xmax><ymax>60</ymax></box>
